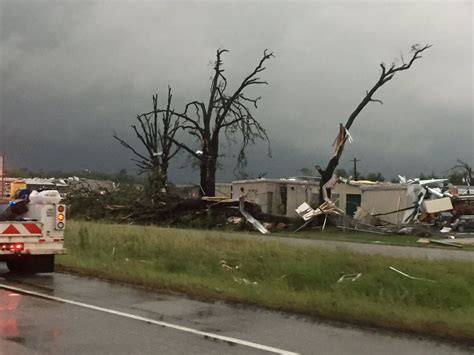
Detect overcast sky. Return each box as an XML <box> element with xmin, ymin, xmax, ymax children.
<box><xmin>0</xmin><ymin>0</ymin><xmax>472</xmax><ymax>183</ymax></box>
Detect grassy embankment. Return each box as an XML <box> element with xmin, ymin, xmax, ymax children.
<box><xmin>58</xmin><ymin>221</ymin><xmax>474</xmax><ymax>343</ymax></box>
<box><xmin>289</xmin><ymin>228</ymin><xmax>474</xmax><ymax>250</ymax></box>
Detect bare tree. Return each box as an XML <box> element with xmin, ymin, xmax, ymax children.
<box><xmin>113</xmin><ymin>86</ymin><xmax>180</xmax><ymax>199</ymax></box>
<box><xmin>173</xmin><ymin>49</ymin><xmax>273</xmax><ymax>196</ymax></box>
<box><xmin>316</xmin><ymin>44</ymin><xmax>432</xmax><ymax>205</ymax></box>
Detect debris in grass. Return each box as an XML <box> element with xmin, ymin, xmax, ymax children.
<box><xmin>417</xmin><ymin>238</ymin><xmax>430</xmax><ymax>244</ymax></box>
<box><xmin>337</xmin><ymin>273</ymin><xmax>362</xmax><ymax>283</ymax></box>
<box><xmin>239</xmin><ymin>197</ymin><xmax>270</xmax><ymax>234</ymax></box>
<box><xmin>220</xmin><ymin>260</ymin><xmax>240</xmax><ymax>272</ymax></box>
<box><xmin>398</xmin><ymin>227</ymin><xmax>414</xmax><ymax>235</ymax></box>
<box><xmin>429</xmin><ymin>239</ymin><xmax>463</xmax><ymax>248</ymax></box>
<box><xmin>232</xmin><ymin>276</ymin><xmax>258</xmax><ymax>285</ymax></box>
<box><xmin>389</xmin><ymin>266</ymin><xmax>436</xmax><ymax>282</ymax></box>
<box><xmin>336</xmin><ymin>226</ymin><xmax>387</xmax><ymax>235</ymax></box>
<box><xmin>226</xmin><ymin>216</ymin><xmax>243</xmax><ymax>224</ymax></box>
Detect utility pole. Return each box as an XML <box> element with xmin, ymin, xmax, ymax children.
<box><xmin>351</xmin><ymin>157</ymin><xmax>361</xmax><ymax>180</ymax></box>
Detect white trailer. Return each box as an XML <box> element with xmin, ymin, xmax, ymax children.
<box><xmin>0</xmin><ymin>199</ymin><xmax>66</xmax><ymax>273</ymax></box>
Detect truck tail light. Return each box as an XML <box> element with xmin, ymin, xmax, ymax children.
<box><xmin>1</xmin><ymin>243</ymin><xmax>24</xmax><ymax>251</ymax></box>
<box><xmin>55</xmin><ymin>204</ymin><xmax>66</xmax><ymax>230</ymax></box>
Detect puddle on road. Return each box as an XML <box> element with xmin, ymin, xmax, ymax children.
<box><xmin>0</xmin><ymin>288</ymin><xmax>64</xmax><ymax>351</ymax></box>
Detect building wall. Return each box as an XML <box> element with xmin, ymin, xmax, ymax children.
<box><xmin>286</xmin><ymin>183</ymin><xmax>320</xmax><ymax>217</ymax></box>
<box><xmin>333</xmin><ymin>184</ymin><xmax>361</xmax><ymax>212</ymax></box>
<box><xmin>361</xmin><ymin>188</ymin><xmax>408</xmax><ymax>225</ymax></box>
<box><xmin>232</xmin><ymin>180</ymin><xmax>321</xmax><ymax>217</ymax></box>
<box><xmin>232</xmin><ymin>181</ymin><xmax>285</xmax><ymax>215</ymax></box>
<box><xmin>334</xmin><ymin>183</ymin><xmax>409</xmax><ymax>224</ymax></box>
<box><xmin>215</xmin><ymin>183</ymin><xmax>232</xmax><ymax>198</ymax></box>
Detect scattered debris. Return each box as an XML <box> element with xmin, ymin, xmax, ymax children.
<box><xmin>398</xmin><ymin>226</ymin><xmax>414</xmax><ymax>235</ymax></box>
<box><xmin>337</xmin><ymin>273</ymin><xmax>362</xmax><ymax>283</ymax></box>
<box><xmin>226</xmin><ymin>216</ymin><xmax>243</xmax><ymax>224</ymax></box>
<box><xmin>295</xmin><ymin>201</ymin><xmax>339</xmax><ymax>221</ymax></box>
<box><xmin>220</xmin><ymin>260</ymin><xmax>240</xmax><ymax>272</ymax></box>
<box><xmin>354</xmin><ymin>207</ymin><xmax>380</xmax><ymax>226</ymax></box>
<box><xmin>336</xmin><ymin>226</ymin><xmax>387</xmax><ymax>235</ymax></box>
<box><xmin>294</xmin><ymin>200</ymin><xmax>342</xmax><ymax>233</ymax></box>
<box><xmin>389</xmin><ymin>266</ymin><xmax>436</xmax><ymax>282</ymax></box>
<box><xmin>232</xmin><ymin>276</ymin><xmax>258</xmax><ymax>286</ymax></box>
<box><xmin>440</xmin><ymin>226</ymin><xmax>452</xmax><ymax>233</ymax></box>
<box><xmin>424</xmin><ymin>197</ymin><xmax>453</xmax><ymax>214</ymax></box>
<box><xmin>416</xmin><ymin>238</ymin><xmax>430</xmax><ymax>244</ymax></box>
<box><xmin>239</xmin><ymin>197</ymin><xmax>270</xmax><ymax>234</ymax></box>
<box><xmin>442</xmin><ymin>237</ymin><xmax>474</xmax><ymax>245</ymax></box>
<box><xmin>429</xmin><ymin>239</ymin><xmax>463</xmax><ymax>248</ymax></box>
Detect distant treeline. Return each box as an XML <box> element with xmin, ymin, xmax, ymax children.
<box><xmin>5</xmin><ymin>168</ymin><xmax>145</xmax><ymax>185</ymax></box>
<box><xmin>6</xmin><ymin>167</ymin><xmax>468</xmax><ymax>186</ymax></box>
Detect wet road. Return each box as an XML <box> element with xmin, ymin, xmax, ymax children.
<box><xmin>0</xmin><ymin>265</ymin><xmax>472</xmax><ymax>355</ymax></box>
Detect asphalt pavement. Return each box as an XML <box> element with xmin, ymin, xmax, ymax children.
<box><xmin>0</xmin><ymin>264</ymin><xmax>472</xmax><ymax>355</ymax></box>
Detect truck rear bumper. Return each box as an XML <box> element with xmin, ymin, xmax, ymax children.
<box><xmin>0</xmin><ymin>248</ymin><xmax>66</xmax><ymax>260</ymax></box>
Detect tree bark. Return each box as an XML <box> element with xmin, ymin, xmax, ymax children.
<box><xmin>316</xmin><ymin>44</ymin><xmax>431</xmax><ymax>210</ymax></box>
<box><xmin>175</xmin><ymin>49</ymin><xmax>273</xmax><ymax>197</ymax></box>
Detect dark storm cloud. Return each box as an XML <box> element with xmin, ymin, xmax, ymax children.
<box><xmin>0</xmin><ymin>0</ymin><xmax>472</xmax><ymax>182</ymax></box>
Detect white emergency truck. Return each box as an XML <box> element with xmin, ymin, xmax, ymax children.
<box><xmin>0</xmin><ymin>191</ymin><xmax>66</xmax><ymax>273</ymax></box>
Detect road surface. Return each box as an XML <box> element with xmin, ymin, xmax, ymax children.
<box><xmin>0</xmin><ymin>264</ymin><xmax>472</xmax><ymax>355</ymax></box>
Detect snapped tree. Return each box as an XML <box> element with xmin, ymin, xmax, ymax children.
<box><xmin>450</xmin><ymin>159</ymin><xmax>473</xmax><ymax>186</ymax></box>
<box><xmin>173</xmin><ymin>49</ymin><xmax>273</xmax><ymax>196</ymax></box>
<box><xmin>113</xmin><ymin>86</ymin><xmax>180</xmax><ymax>200</ymax></box>
<box><xmin>316</xmin><ymin>44</ymin><xmax>432</xmax><ymax>205</ymax></box>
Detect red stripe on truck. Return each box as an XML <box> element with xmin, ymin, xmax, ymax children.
<box><xmin>23</xmin><ymin>224</ymin><xmax>42</xmax><ymax>234</ymax></box>
<box><xmin>2</xmin><ymin>225</ymin><xmax>20</xmax><ymax>235</ymax></box>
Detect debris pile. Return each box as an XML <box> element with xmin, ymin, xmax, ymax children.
<box><xmin>293</xmin><ymin>172</ymin><xmax>474</xmax><ymax>244</ymax></box>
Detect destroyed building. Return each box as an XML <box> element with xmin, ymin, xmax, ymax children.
<box><xmin>231</xmin><ymin>178</ymin><xmax>320</xmax><ymax>218</ymax></box>
<box><xmin>333</xmin><ymin>182</ymin><xmax>408</xmax><ymax>224</ymax></box>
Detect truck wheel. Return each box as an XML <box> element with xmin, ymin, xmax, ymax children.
<box><xmin>7</xmin><ymin>255</ymin><xmax>55</xmax><ymax>273</ymax></box>
<box><xmin>6</xmin><ymin>259</ymin><xmax>25</xmax><ymax>273</ymax></box>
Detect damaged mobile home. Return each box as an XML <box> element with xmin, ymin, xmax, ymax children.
<box><xmin>228</xmin><ymin>170</ymin><xmax>473</xmax><ymax>237</ymax></box>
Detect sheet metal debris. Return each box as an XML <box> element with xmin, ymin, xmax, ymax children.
<box><xmin>239</xmin><ymin>197</ymin><xmax>270</xmax><ymax>234</ymax></box>
<box><xmin>337</xmin><ymin>273</ymin><xmax>361</xmax><ymax>283</ymax></box>
<box><xmin>351</xmin><ymin>172</ymin><xmax>474</xmax><ymax>237</ymax></box>
<box><xmin>294</xmin><ymin>200</ymin><xmax>342</xmax><ymax>233</ymax></box>
<box><xmin>389</xmin><ymin>266</ymin><xmax>436</xmax><ymax>282</ymax></box>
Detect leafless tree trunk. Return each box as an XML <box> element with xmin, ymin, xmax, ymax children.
<box><xmin>173</xmin><ymin>49</ymin><xmax>273</xmax><ymax>196</ymax></box>
<box><xmin>113</xmin><ymin>86</ymin><xmax>180</xmax><ymax>201</ymax></box>
<box><xmin>316</xmin><ymin>44</ymin><xmax>432</xmax><ymax>206</ymax></box>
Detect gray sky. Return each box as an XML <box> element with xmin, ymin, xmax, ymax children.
<box><xmin>0</xmin><ymin>0</ymin><xmax>472</xmax><ymax>183</ymax></box>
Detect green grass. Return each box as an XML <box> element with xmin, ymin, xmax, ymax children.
<box><xmin>58</xmin><ymin>221</ymin><xmax>474</xmax><ymax>344</ymax></box>
<box><xmin>284</xmin><ymin>228</ymin><xmax>421</xmax><ymax>245</ymax></box>
<box><xmin>280</xmin><ymin>227</ymin><xmax>474</xmax><ymax>250</ymax></box>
